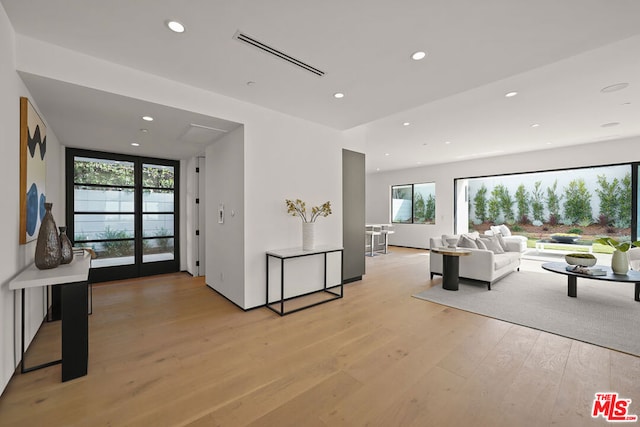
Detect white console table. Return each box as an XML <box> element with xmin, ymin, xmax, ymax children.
<box><xmin>9</xmin><ymin>251</ymin><xmax>91</xmax><ymax>382</ymax></box>
<box><xmin>266</xmin><ymin>245</ymin><xmax>343</xmax><ymax>316</ymax></box>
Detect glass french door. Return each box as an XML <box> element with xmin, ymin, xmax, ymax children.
<box><xmin>66</xmin><ymin>149</ymin><xmax>179</xmax><ymax>282</ymax></box>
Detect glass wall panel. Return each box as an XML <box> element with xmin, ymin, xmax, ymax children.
<box><xmin>74</xmin><ymin>214</ymin><xmax>135</xmax><ymax>241</ymax></box>
<box><xmin>391</xmin><ymin>185</ymin><xmax>412</xmax><ymax>223</ymax></box>
<box><xmin>637</xmin><ymin>164</ymin><xmax>640</xmax><ymax>240</ymax></box>
<box><xmin>143</xmin><ymin>214</ymin><xmax>174</xmax><ymax>237</ymax></box>
<box><xmin>74</xmin><ymin>186</ymin><xmax>134</xmax><ymax>212</ymax></box>
<box><xmin>142</xmin><ymin>189</ymin><xmax>174</xmax><ymax>212</ymax></box>
<box><xmin>143</xmin><ymin>164</ymin><xmax>174</xmax><ymax>188</ymax></box>
<box><xmin>74</xmin><ymin>157</ymin><xmax>134</xmax><ymax>186</ymax></box>
<box><xmin>413</xmin><ymin>183</ymin><xmax>436</xmax><ymax>224</ymax></box>
<box><xmin>457</xmin><ymin>163</ymin><xmax>633</xmax><ymax>254</ymax></box>
<box><xmin>143</xmin><ymin>237</ymin><xmax>175</xmax><ymax>262</ymax></box>
<box><xmin>391</xmin><ymin>183</ymin><xmax>436</xmax><ymax>224</ymax></box>
<box><xmin>78</xmin><ymin>241</ymin><xmax>135</xmax><ymax>267</ymax></box>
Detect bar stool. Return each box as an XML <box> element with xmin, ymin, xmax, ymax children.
<box><xmin>365</xmin><ymin>225</ymin><xmax>381</xmax><ymax>257</ymax></box>
<box><xmin>379</xmin><ymin>224</ymin><xmax>395</xmax><ymax>254</ymax></box>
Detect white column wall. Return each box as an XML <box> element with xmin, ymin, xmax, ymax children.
<box><xmin>206</xmin><ymin>127</ymin><xmax>245</xmax><ymax>307</ymax></box>
<box><xmin>243</xmin><ymin>115</ymin><xmax>344</xmax><ymax>308</ymax></box>
<box><xmin>0</xmin><ymin>5</ymin><xmax>63</xmax><ymax>395</ymax></box>
<box><xmin>366</xmin><ymin>137</ymin><xmax>640</xmax><ymax>249</ymax></box>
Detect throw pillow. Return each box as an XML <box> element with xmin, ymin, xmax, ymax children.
<box><xmin>479</xmin><ymin>236</ymin><xmax>505</xmax><ymax>254</ymax></box>
<box><xmin>495</xmin><ymin>233</ymin><xmax>508</xmax><ymax>251</ymax></box>
<box><xmin>462</xmin><ymin>231</ymin><xmax>480</xmax><ymax>240</ymax></box>
<box><xmin>457</xmin><ymin>234</ymin><xmax>478</xmax><ymax>249</ymax></box>
<box><xmin>498</xmin><ymin>224</ymin><xmax>512</xmax><ymax>237</ymax></box>
<box><xmin>489</xmin><ymin>225</ymin><xmax>501</xmax><ymax>236</ymax></box>
<box><xmin>476</xmin><ymin>239</ymin><xmax>488</xmax><ymax>250</ymax></box>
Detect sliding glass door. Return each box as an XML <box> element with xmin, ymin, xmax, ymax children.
<box><xmin>66</xmin><ymin>149</ymin><xmax>179</xmax><ymax>282</ymax></box>
<box><xmin>635</xmin><ymin>163</ymin><xmax>639</xmax><ymax>241</ymax></box>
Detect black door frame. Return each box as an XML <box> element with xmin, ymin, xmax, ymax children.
<box><xmin>65</xmin><ymin>148</ymin><xmax>180</xmax><ymax>282</ymax></box>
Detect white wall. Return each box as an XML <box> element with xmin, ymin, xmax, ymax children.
<box><xmin>243</xmin><ymin>115</ymin><xmax>344</xmax><ymax>308</ymax></box>
<box><xmin>0</xmin><ymin>4</ymin><xmax>63</xmax><ymax>395</ymax></box>
<box><xmin>367</xmin><ymin>137</ymin><xmax>640</xmax><ymax>249</ymax></box>
<box><xmin>14</xmin><ymin>34</ymin><xmax>349</xmax><ymax>311</ymax></box>
<box><xmin>206</xmin><ymin>127</ymin><xmax>245</xmax><ymax>306</ymax></box>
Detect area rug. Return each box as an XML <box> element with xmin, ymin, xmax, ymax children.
<box><xmin>413</xmin><ymin>270</ymin><xmax>640</xmax><ymax>356</ymax></box>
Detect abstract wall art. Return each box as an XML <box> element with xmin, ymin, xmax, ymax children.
<box><xmin>19</xmin><ymin>97</ymin><xmax>47</xmax><ymax>244</ymax></box>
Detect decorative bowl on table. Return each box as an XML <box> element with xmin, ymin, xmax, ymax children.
<box><xmin>550</xmin><ymin>233</ymin><xmax>580</xmax><ymax>243</ymax></box>
<box><xmin>565</xmin><ymin>253</ymin><xmax>597</xmax><ymax>267</ymax></box>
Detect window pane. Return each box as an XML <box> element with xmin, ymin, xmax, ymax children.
<box><xmin>143</xmin><ymin>214</ymin><xmax>174</xmax><ymax>238</ymax></box>
<box><xmin>74</xmin><ymin>186</ymin><xmax>134</xmax><ymax>212</ymax></box>
<box><xmin>76</xmin><ymin>241</ymin><xmax>135</xmax><ymax>267</ymax></box>
<box><xmin>74</xmin><ymin>157</ymin><xmax>134</xmax><ymax>186</ymax></box>
<box><xmin>414</xmin><ymin>183</ymin><xmax>436</xmax><ymax>224</ymax></box>
<box><xmin>392</xmin><ymin>185</ymin><xmax>412</xmax><ymax>223</ymax></box>
<box><xmin>464</xmin><ymin>164</ymin><xmax>632</xmax><ymax>243</ymax></box>
<box><xmin>143</xmin><ymin>237</ymin><xmax>175</xmax><ymax>263</ymax></box>
<box><xmin>143</xmin><ymin>164</ymin><xmax>174</xmax><ymax>188</ymax></box>
<box><xmin>143</xmin><ymin>189</ymin><xmax>174</xmax><ymax>212</ymax></box>
<box><xmin>74</xmin><ymin>214</ymin><xmax>135</xmax><ymax>241</ymax></box>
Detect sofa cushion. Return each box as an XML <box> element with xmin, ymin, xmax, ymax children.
<box><xmin>476</xmin><ymin>239</ymin><xmax>488</xmax><ymax>250</ymax></box>
<box><xmin>480</xmin><ymin>236</ymin><xmax>505</xmax><ymax>254</ymax></box>
<box><xmin>457</xmin><ymin>234</ymin><xmax>478</xmax><ymax>249</ymax></box>
<box><xmin>490</xmin><ymin>224</ymin><xmax>512</xmax><ymax>237</ymax></box>
<box><xmin>493</xmin><ymin>255</ymin><xmax>512</xmax><ymax>270</ymax></box>
<box><xmin>495</xmin><ymin>233</ymin><xmax>508</xmax><ymax>251</ymax></box>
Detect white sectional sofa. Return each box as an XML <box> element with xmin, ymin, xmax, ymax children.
<box><xmin>429</xmin><ymin>232</ymin><xmax>522</xmax><ymax>290</ymax></box>
<box><xmin>484</xmin><ymin>224</ymin><xmax>528</xmax><ymax>252</ymax></box>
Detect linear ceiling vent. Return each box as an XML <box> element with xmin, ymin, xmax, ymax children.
<box><xmin>233</xmin><ymin>30</ymin><xmax>325</xmax><ymax>77</ymax></box>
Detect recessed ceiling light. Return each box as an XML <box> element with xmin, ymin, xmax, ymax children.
<box><xmin>531</xmin><ymin>123</ymin><xmax>540</xmax><ymax>128</ymax></box>
<box><xmin>142</xmin><ymin>116</ymin><xmax>154</xmax><ymax>122</ymax></box>
<box><xmin>445</xmin><ymin>141</ymin><xmax>451</xmax><ymax>145</ymax></box>
<box><xmin>411</xmin><ymin>51</ymin><xmax>427</xmax><ymax>61</ymax></box>
<box><xmin>166</xmin><ymin>20</ymin><xmax>185</xmax><ymax>33</ymax></box>
<box><xmin>417</xmin><ymin>161</ymin><xmax>422</xmax><ymax>165</ymax></box>
<box><xmin>131</xmin><ymin>142</ymin><xmax>140</xmax><ymax>147</ymax></box>
<box><xmin>246</xmin><ymin>81</ymin><xmax>255</xmax><ymax>86</ymax></box>
<box><xmin>505</xmin><ymin>91</ymin><xmax>518</xmax><ymax>98</ymax></box>
<box><xmin>333</xmin><ymin>92</ymin><xmax>345</xmax><ymax>99</ymax></box>
<box><xmin>376</xmin><ymin>168</ymin><xmax>380</xmax><ymax>172</ymax></box>
<box><xmin>546</xmin><ymin>142</ymin><xmax>552</xmax><ymax>145</ymax></box>
<box><xmin>601</xmin><ymin>83</ymin><xmax>629</xmax><ymax>93</ymax></box>
<box><xmin>384</xmin><ymin>153</ymin><xmax>390</xmax><ymax>156</ymax></box>
<box><xmin>601</xmin><ymin>122</ymin><xmax>620</xmax><ymax>128</ymax></box>
<box><xmin>403</xmin><ymin>122</ymin><xmax>410</xmax><ymax>126</ymax></box>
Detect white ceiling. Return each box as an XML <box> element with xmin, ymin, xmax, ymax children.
<box><xmin>3</xmin><ymin>0</ymin><xmax>640</xmax><ymax>169</ymax></box>
<box><xmin>17</xmin><ymin>73</ymin><xmax>242</xmax><ymax>159</ymax></box>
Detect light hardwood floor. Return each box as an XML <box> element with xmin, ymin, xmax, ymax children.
<box><xmin>1</xmin><ymin>247</ymin><xmax>639</xmax><ymax>426</ymax></box>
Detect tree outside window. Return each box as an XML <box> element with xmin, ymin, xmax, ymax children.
<box><xmin>391</xmin><ymin>183</ymin><xmax>436</xmax><ymax>224</ymax></box>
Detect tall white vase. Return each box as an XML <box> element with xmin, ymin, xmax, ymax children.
<box><xmin>302</xmin><ymin>222</ymin><xmax>315</xmax><ymax>251</ymax></box>
<box><xmin>611</xmin><ymin>250</ymin><xmax>629</xmax><ymax>275</ymax></box>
